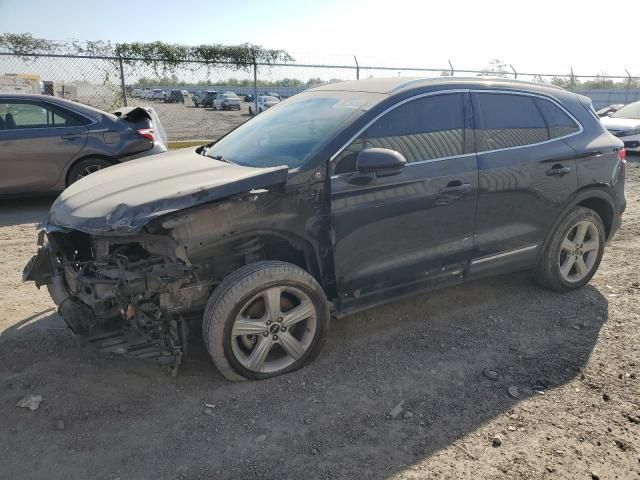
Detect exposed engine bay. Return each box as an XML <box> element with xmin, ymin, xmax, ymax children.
<box><xmin>31</xmin><ymin>231</ymin><xmax>206</xmax><ymax>375</ymax></box>
<box><xmin>24</xmin><ymin>190</ymin><xmax>320</xmax><ymax>375</ymax></box>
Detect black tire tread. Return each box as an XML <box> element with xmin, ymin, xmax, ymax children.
<box><xmin>535</xmin><ymin>206</ymin><xmax>605</xmax><ymax>292</ymax></box>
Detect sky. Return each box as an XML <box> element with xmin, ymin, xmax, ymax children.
<box><xmin>1</xmin><ymin>0</ymin><xmax>639</xmax><ymax>77</ymax></box>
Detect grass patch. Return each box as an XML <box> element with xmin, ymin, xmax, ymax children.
<box><xmin>168</xmin><ymin>140</ymin><xmax>206</xmax><ymax>150</ymax></box>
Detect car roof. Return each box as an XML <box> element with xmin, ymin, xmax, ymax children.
<box><xmin>0</xmin><ymin>92</ymin><xmax>109</xmax><ymax>118</ymax></box>
<box><xmin>310</xmin><ymin>76</ymin><xmax>567</xmax><ymax>96</ymax></box>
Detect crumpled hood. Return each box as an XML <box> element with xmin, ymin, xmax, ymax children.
<box><xmin>600</xmin><ymin>116</ymin><xmax>640</xmax><ymax>131</ymax></box>
<box><xmin>48</xmin><ymin>148</ymin><xmax>288</xmax><ymax>234</ymax></box>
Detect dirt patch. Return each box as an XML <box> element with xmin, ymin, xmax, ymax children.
<box><xmin>127</xmin><ymin>98</ymin><xmax>252</xmax><ymax>141</ymax></box>
<box><xmin>1</xmin><ymin>160</ymin><xmax>639</xmax><ymax>479</ymax></box>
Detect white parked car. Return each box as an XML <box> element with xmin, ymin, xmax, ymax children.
<box><xmin>213</xmin><ymin>92</ymin><xmax>241</xmax><ymax>110</ymax></box>
<box><xmin>600</xmin><ymin>101</ymin><xmax>640</xmax><ymax>151</ymax></box>
<box><xmin>151</xmin><ymin>89</ymin><xmax>166</xmax><ymax>101</ymax></box>
<box><xmin>249</xmin><ymin>95</ymin><xmax>281</xmax><ymax>115</ymax></box>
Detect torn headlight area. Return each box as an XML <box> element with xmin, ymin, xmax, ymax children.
<box><xmin>28</xmin><ymin>228</ymin><xmax>212</xmax><ymax>374</ymax></box>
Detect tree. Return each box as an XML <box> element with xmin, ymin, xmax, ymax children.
<box><xmin>0</xmin><ymin>33</ymin><xmax>294</xmax><ymax>70</ymax></box>
<box><xmin>582</xmin><ymin>73</ymin><xmax>615</xmax><ymax>89</ymax></box>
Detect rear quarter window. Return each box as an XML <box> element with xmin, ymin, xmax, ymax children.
<box><xmin>534</xmin><ymin>98</ymin><xmax>580</xmax><ymax>139</ymax></box>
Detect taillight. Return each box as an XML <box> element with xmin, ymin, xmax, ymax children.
<box><xmin>137</xmin><ymin>128</ymin><xmax>155</xmax><ymax>142</ymax></box>
<box><xmin>618</xmin><ymin>147</ymin><xmax>627</xmax><ymax>164</ymax></box>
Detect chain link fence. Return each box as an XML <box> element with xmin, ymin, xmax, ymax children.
<box><xmin>2</xmin><ymin>51</ymin><xmax>640</xmax><ymax>142</ymax></box>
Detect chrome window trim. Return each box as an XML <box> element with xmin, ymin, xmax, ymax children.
<box><xmin>470</xmin><ymin>244</ymin><xmax>539</xmax><ymax>265</ymax></box>
<box><xmin>0</xmin><ymin>97</ymin><xmax>97</xmax><ymax>131</ymax></box>
<box><xmin>329</xmin><ymin>87</ymin><xmax>585</xmax><ymax>179</ymax></box>
<box><xmin>469</xmin><ymin>89</ymin><xmax>584</xmax><ymax>155</ymax></box>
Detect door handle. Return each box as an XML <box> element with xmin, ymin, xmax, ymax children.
<box><xmin>546</xmin><ymin>164</ymin><xmax>571</xmax><ymax>176</ymax></box>
<box><xmin>439</xmin><ymin>182</ymin><xmax>472</xmax><ymax>195</ymax></box>
<box><xmin>60</xmin><ymin>134</ymin><xmax>81</xmax><ymax>140</ymax></box>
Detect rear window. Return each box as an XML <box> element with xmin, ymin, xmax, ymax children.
<box><xmin>474</xmin><ymin>93</ymin><xmax>548</xmax><ymax>151</ymax></box>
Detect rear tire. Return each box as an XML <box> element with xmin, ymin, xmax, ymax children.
<box><xmin>202</xmin><ymin>261</ymin><xmax>330</xmax><ymax>382</ymax></box>
<box><xmin>67</xmin><ymin>158</ymin><xmax>112</xmax><ymax>186</ymax></box>
<box><xmin>535</xmin><ymin>206</ymin><xmax>605</xmax><ymax>292</ymax></box>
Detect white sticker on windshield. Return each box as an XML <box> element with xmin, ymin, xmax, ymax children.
<box><xmin>334</xmin><ymin>98</ymin><xmax>370</xmax><ymax>110</ymax></box>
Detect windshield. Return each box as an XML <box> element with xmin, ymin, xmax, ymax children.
<box><xmin>206</xmin><ymin>90</ymin><xmax>384</xmax><ymax>169</ymax></box>
<box><xmin>611</xmin><ymin>102</ymin><xmax>640</xmax><ymax>120</ymax></box>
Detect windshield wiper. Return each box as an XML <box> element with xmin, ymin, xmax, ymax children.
<box><xmin>209</xmin><ymin>154</ymin><xmax>233</xmax><ymax>164</ymax></box>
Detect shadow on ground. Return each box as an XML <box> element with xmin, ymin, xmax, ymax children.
<box><xmin>0</xmin><ymin>196</ymin><xmax>53</xmax><ymax>228</ymax></box>
<box><xmin>0</xmin><ymin>271</ymin><xmax>607</xmax><ymax>479</ymax></box>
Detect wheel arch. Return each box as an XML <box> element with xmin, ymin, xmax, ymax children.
<box><xmin>192</xmin><ymin>228</ymin><xmax>326</xmax><ymax>292</ymax></box>
<box><xmin>64</xmin><ymin>154</ymin><xmax>117</xmax><ymax>187</ymax></box>
<box><xmin>539</xmin><ymin>187</ymin><xmax>616</xmax><ymax>262</ymax></box>
<box><xmin>253</xmin><ymin>230</ymin><xmax>323</xmax><ymax>283</ymax></box>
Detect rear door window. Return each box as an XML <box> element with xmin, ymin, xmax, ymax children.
<box><xmin>473</xmin><ymin>93</ymin><xmax>549</xmax><ymax>151</ymax></box>
<box><xmin>50</xmin><ymin>105</ymin><xmax>91</xmax><ymax>127</ymax></box>
<box><xmin>333</xmin><ymin>93</ymin><xmax>465</xmax><ymax>175</ymax></box>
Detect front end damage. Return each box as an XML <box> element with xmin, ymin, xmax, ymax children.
<box><xmin>24</xmin><ymin>226</ymin><xmax>209</xmax><ymax>374</ymax></box>
<box><xmin>23</xmin><ymin>181</ymin><xmax>324</xmax><ymax>374</ymax></box>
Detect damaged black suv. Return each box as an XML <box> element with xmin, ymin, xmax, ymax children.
<box><xmin>24</xmin><ymin>77</ymin><xmax>626</xmax><ymax>381</ymax></box>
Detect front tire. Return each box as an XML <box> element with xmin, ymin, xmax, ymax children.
<box><xmin>202</xmin><ymin>261</ymin><xmax>330</xmax><ymax>381</ymax></box>
<box><xmin>535</xmin><ymin>206</ymin><xmax>605</xmax><ymax>292</ymax></box>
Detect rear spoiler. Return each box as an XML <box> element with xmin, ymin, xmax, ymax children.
<box><xmin>112</xmin><ymin>106</ymin><xmax>153</xmax><ymax>122</ymax></box>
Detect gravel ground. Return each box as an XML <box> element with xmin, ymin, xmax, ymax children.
<box><xmin>1</xmin><ymin>158</ymin><xmax>639</xmax><ymax>480</ymax></box>
<box><xmin>127</xmin><ymin>99</ymin><xmax>252</xmax><ymax>141</ymax></box>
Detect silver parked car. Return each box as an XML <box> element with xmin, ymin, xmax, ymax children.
<box><xmin>0</xmin><ymin>94</ymin><xmax>167</xmax><ymax>195</ymax></box>
<box><xmin>212</xmin><ymin>92</ymin><xmax>241</xmax><ymax>110</ymax></box>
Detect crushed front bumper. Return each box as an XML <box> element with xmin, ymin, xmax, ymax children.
<box><xmin>22</xmin><ymin>225</ymin><xmax>202</xmax><ymax>375</ymax></box>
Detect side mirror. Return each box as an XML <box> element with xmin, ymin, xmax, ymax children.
<box><xmin>606</xmin><ymin>111</ymin><xmax>614</xmax><ymax>117</ymax></box>
<box><xmin>356</xmin><ymin>148</ymin><xmax>406</xmax><ymax>177</ymax></box>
